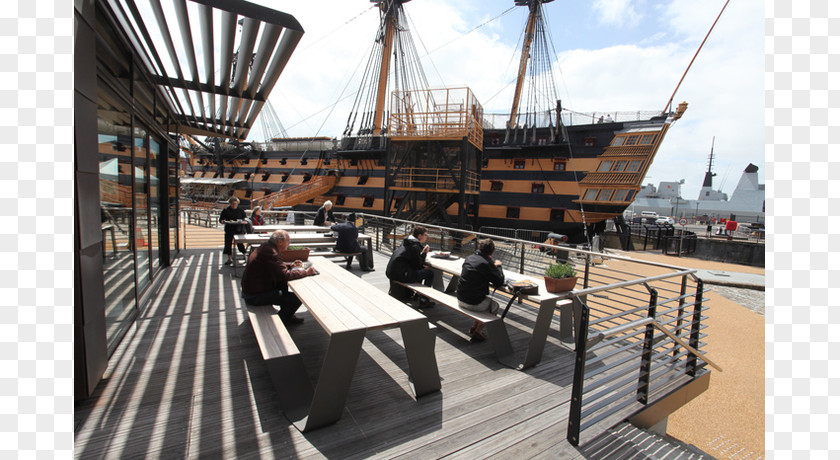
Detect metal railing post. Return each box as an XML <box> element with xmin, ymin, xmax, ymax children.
<box><xmin>637</xmin><ymin>288</ymin><xmax>658</xmax><ymax>404</ymax></box>
<box><xmin>519</xmin><ymin>242</ymin><xmax>525</xmax><ymax>274</ymax></box>
<box><xmin>583</xmin><ymin>253</ymin><xmax>591</xmax><ymax>289</ymax></box>
<box><xmin>674</xmin><ymin>275</ymin><xmax>688</xmax><ymax>357</ymax></box>
<box><xmin>686</xmin><ymin>279</ymin><xmax>704</xmax><ymax>376</ymax></box>
<box><xmin>567</xmin><ymin>296</ymin><xmax>589</xmax><ymax>447</ymax></box>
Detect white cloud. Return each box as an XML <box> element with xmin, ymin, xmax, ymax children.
<box><xmin>593</xmin><ymin>0</ymin><xmax>643</xmax><ymax>28</ymax></box>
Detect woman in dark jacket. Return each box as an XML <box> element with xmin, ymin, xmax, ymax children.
<box><xmin>456</xmin><ymin>238</ymin><xmax>506</xmax><ymax>341</ymax></box>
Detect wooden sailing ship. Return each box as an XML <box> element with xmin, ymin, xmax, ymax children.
<box><xmin>183</xmin><ymin>0</ymin><xmax>687</xmax><ymax>241</ymax></box>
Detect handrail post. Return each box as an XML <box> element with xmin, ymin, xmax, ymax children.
<box><xmin>686</xmin><ymin>279</ymin><xmax>704</xmax><ymax>376</ymax></box>
<box><xmin>566</xmin><ymin>296</ymin><xmax>589</xmax><ymax>447</ymax></box>
<box><xmin>519</xmin><ymin>242</ymin><xmax>525</xmax><ymax>274</ymax></box>
<box><xmin>637</xmin><ymin>288</ymin><xmax>658</xmax><ymax>404</ymax></box>
<box><xmin>674</xmin><ymin>275</ymin><xmax>688</xmax><ymax>357</ymax></box>
<box><xmin>583</xmin><ymin>253</ymin><xmax>591</xmax><ymax>289</ymax></box>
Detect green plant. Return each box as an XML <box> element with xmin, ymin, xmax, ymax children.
<box><xmin>545</xmin><ymin>261</ymin><xmax>576</xmax><ymax>279</ymax></box>
<box><xmin>288</xmin><ymin>246</ymin><xmax>305</xmax><ymax>250</ymax></box>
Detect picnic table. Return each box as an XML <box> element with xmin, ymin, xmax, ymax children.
<box><xmin>284</xmin><ymin>256</ymin><xmax>440</xmax><ymax>431</ymax></box>
<box><xmin>252</xmin><ymin>225</ymin><xmax>332</xmax><ymax>233</ymax></box>
<box><xmin>424</xmin><ymin>255</ymin><xmax>574</xmax><ymax>370</ymax></box>
<box><xmin>232</xmin><ymin>233</ymin><xmax>375</xmax><ymax>273</ymax></box>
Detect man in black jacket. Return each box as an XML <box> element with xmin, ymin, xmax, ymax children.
<box><xmin>386</xmin><ymin>225</ymin><xmax>434</xmax><ymax>306</ymax></box>
<box><xmin>330</xmin><ymin>213</ymin><xmax>372</xmax><ymax>271</ymax></box>
<box><xmin>456</xmin><ymin>238</ymin><xmax>506</xmax><ymax>341</ymax></box>
<box><xmin>219</xmin><ymin>196</ymin><xmax>247</xmax><ymax>265</ymax></box>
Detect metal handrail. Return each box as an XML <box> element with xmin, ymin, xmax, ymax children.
<box><xmin>566</xmin><ymin>275</ymin><xmax>712</xmax><ymax>447</ymax></box>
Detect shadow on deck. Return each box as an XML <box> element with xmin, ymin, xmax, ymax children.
<box><xmin>74</xmin><ymin>247</ymin><xmax>684</xmax><ymax>458</ymax></box>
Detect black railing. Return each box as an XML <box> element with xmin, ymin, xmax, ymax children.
<box><xmin>566</xmin><ymin>275</ymin><xmax>711</xmax><ymax>446</ymax></box>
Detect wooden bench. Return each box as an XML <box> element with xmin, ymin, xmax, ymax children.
<box><xmin>245</xmin><ymin>305</ymin><xmax>313</xmax><ymax>410</ymax></box>
<box><xmin>394</xmin><ymin>281</ymin><xmax>515</xmax><ymax>367</ymax></box>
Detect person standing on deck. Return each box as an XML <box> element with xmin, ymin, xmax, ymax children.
<box><xmin>241</xmin><ymin>230</ymin><xmax>316</xmax><ymax>325</ymax></box>
<box><xmin>331</xmin><ymin>213</ymin><xmax>372</xmax><ymax>271</ymax></box>
<box><xmin>456</xmin><ymin>238</ymin><xmax>506</xmax><ymax>342</ymax></box>
<box><xmin>219</xmin><ymin>196</ymin><xmax>247</xmax><ymax>266</ymax></box>
<box><xmin>314</xmin><ymin>200</ymin><xmax>335</xmax><ymax>227</ymax></box>
<box><xmin>386</xmin><ymin>225</ymin><xmax>434</xmax><ymax>307</ymax></box>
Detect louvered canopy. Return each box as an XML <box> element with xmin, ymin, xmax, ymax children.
<box><xmin>104</xmin><ymin>0</ymin><xmax>304</xmax><ymax>140</ymax></box>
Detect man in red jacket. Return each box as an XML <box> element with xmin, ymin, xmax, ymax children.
<box><xmin>241</xmin><ymin>230</ymin><xmax>316</xmax><ymax>325</ymax></box>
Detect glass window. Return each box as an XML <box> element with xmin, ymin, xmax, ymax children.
<box><xmin>624</xmin><ymin>136</ymin><xmax>639</xmax><ymax>146</ymax></box>
<box><xmin>627</xmin><ymin>160</ymin><xmax>642</xmax><ymax>172</ymax></box>
<box><xmin>553</xmin><ymin>160</ymin><xmax>566</xmax><ymax>171</ymax></box>
<box><xmin>611</xmin><ymin>161</ymin><xmax>627</xmax><ymax>172</ymax></box>
<box><xmin>513</xmin><ymin>160</ymin><xmax>525</xmax><ymax>169</ymax></box>
<box><xmin>98</xmin><ymin>85</ymin><xmax>137</xmax><ymax>350</ymax></box>
<box><xmin>597</xmin><ymin>190</ymin><xmax>614</xmax><ymax>201</ymax></box>
<box><xmin>584</xmin><ymin>189</ymin><xmax>598</xmax><ymax>200</ymax></box>
<box><xmin>639</xmin><ymin>134</ymin><xmax>655</xmax><ymax>144</ymax></box>
<box><xmin>531</xmin><ymin>183</ymin><xmax>545</xmax><ymax>194</ymax></box>
<box><xmin>149</xmin><ymin>135</ymin><xmax>161</xmax><ymax>275</ymax></box>
<box><xmin>611</xmin><ymin>137</ymin><xmax>624</xmax><ymax>147</ymax></box>
<box><xmin>506</xmin><ymin>207</ymin><xmax>520</xmax><ymax>218</ymax></box>
<box><xmin>597</xmin><ymin>161</ymin><xmax>613</xmax><ymax>172</ymax></box>
<box><xmin>133</xmin><ymin>124</ymin><xmax>150</xmax><ymax>295</ymax></box>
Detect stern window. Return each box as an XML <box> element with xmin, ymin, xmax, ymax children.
<box><xmin>506</xmin><ymin>207</ymin><xmax>520</xmax><ymax>218</ymax></box>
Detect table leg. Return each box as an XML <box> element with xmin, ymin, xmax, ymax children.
<box><xmin>109</xmin><ymin>227</ymin><xmax>117</xmax><ymax>256</ymax></box>
<box><xmin>287</xmin><ymin>329</ymin><xmax>366</xmax><ymax>432</ymax></box>
<box><xmin>399</xmin><ymin>319</ymin><xmax>441</xmax><ymax>397</ymax></box>
<box><xmin>520</xmin><ymin>298</ymin><xmax>557</xmax><ymax>370</ymax></box>
<box><xmin>557</xmin><ymin>299</ymin><xmax>575</xmax><ymax>343</ymax></box>
<box><xmin>365</xmin><ymin>239</ymin><xmax>374</xmax><ymax>269</ymax></box>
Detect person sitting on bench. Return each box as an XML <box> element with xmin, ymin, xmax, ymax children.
<box><xmin>241</xmin><ymin>230</ymin><xmax>317</xmax><ymax>325</ymax></box>
<box><xmin>330</xmin><ymin>213</ymin><xmax>372</xmax><ymax>271</ymax></box>
<box><xmin>456</xmin><ymin>238</ymin><xmax>506</xmax><ymax>341</ymax></box>
<box><xmin>386</xmin><ymin>225</ymin><xmax>434</xmax><ymax>307</ymax></box>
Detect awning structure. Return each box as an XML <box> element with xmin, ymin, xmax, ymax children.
<box><xmin>103</xmin><ymin>0</ymin><xmax>304</xmax><ymax>140</ymax></box>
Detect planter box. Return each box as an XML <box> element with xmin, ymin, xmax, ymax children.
<box><xmin>544</xmin><ymin>275</ymin><xmax>578</xmax><ymax>293</ymax></box>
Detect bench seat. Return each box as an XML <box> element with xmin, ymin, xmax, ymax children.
<box><xmin>394</xmin><ymin>281</ymin><xmax>515</xmax><ymax>365</ymax></box>
<box><xmin>245</xmin><ymin>304</ymin><xmax>313</xmax><ymax>409</ymax></box>
<box><xmin>394</xmin><ymin>282</ymin><xmax>498</xmax><ymax>324</ymax></box>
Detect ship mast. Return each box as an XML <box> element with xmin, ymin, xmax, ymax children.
<box><xmin>508</xmin><ymin>0</ymin><xmax>543</xmax><ymax>129</ymax></box>
<box><xmin>372</xmin><ymin>1</ymin><xmax>400</xmax><ymax>135</ymax></box>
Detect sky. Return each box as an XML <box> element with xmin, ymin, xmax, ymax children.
<box><xmin>245</xmin><ymin>0</ymin><xmax>764</xmax><ymax>200</ymax></box>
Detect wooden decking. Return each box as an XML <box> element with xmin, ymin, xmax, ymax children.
<box><xmin>74</xmin><ymin>248</ymin><xmax>641</xmax><ymax>458</ymax></box>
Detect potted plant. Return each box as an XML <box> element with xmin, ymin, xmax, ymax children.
<box><xmin>282</xmin><ymin>245</ymin><xmax>310</xmax><ymax>262</ymax></box>
<box><xmin>544</xmin><ymin>261</ymin><xmax>578</xmax><ymax>293</ymax></box>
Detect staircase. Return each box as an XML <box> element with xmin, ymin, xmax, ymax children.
<box><xmin>580</xmin><ymin>423</ymin><xmax>713</xmax><ymax>459</ymax></box>
<box><xmin>255</xmin><ymin>175</ymin><xmax>336</xmax><ymax>210</ymax></box>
